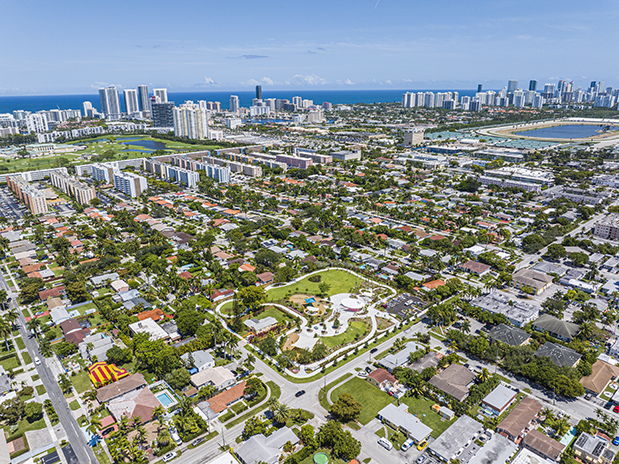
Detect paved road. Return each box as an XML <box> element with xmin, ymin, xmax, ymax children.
<box><xmin>0</xmin><ymin>273</ymin><xmax>98</xmax><ymax>464</ymax></box>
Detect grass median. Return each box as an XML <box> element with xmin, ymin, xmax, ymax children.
<box><xmin>225</xmin><ymin>381</ymin><xmax>281</xmax><ymax>429</ymax></box>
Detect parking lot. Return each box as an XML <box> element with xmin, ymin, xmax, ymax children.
<box><xmin>384</xmin><ymin>293</ymin><xmax>423</xmax><ymax>317</ymax></box>
<box><xmin>0</xmin><ymin>187</ymin><xmax>26</xmax><ymax>219</ymax></box>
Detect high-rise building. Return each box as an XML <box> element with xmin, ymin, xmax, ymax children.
<box><xmin>150</xmin><ymin>98</ymin><xmax>175</xmax><ymax>128</ymax></box>
<box><xmin>113</xmin><ymin>171</ymin><xmax>148</xmax><ymax>197</ymax></box>
<box><xmin>173</xmin><ymin>101</ymin><xmax>209</xmax><ymax>140</ymax></box>
<box><xmin>256</xmin><ymin>85</ymin><xmax>262</xmax><ymax>100</ymax></box>
<box><xmin>507</xmin><ymin>80</ymin><xmax>518</xmax><ymax>94</ymax></box>
<box><xmin>229</xmin><ymin>95</ymin><xmax>240</xmax><ymax>112</ymax></box>
<box><xmin>50</xmin><ymin>171</ymin><xmax>96</xmax><ymax>205</ymax></box>
<box><xmin>25</xmin><ymin>114</ymin><xmax>48</xmax><ymax>133</ymax></box>
<box><xmin>477</xmin><ymin>84</ymin><xmax>482</xmax><ymax>93</ymax></box>
<box><xmin>153</xmin><ymin>88</ymin><xmax>168</xmax><ymax>103</ymax></box>
<box><xmin>138</xmin><ymin>85</ymin><xmax>150</xmax><ymax>117</ymax></box>
<box><xmin>98</xmin><ymin>86</ymin><xmax>121</xmax><ymax>120</ymax></box>
<box><xmin>292</xmin><ymin>96</ymin><xmax>302</xmax><ymax>108</ymax></box>
<box><xmin>123</xmin><ymin>89</ymin><xmax>139</xmax><ymax>115</ymax></box>
<box><xmin>529</xmin><ymin>80</ymin><xmax>537</xmax><ymax>91</ymax></box>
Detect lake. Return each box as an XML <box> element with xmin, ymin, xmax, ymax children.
<box><xmin>121</xmin><ymin>140</ymin><xmax>167</xmax><ymax>150</ymax></box>
<box><xmin>514</xmin><ymin>124</ymin><xmax>618</xmax><ymax>139</ymax></box>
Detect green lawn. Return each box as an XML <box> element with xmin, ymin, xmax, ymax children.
<box><xmin>93</xmin><ymin>443</ymin><xmax>111</xmax><ymax>464</ymax></box>
<box><xmin>401</xmin><ymin>395</ymin><xmax>455</xmax><ymax>438</ymax></box>
<box><xmin>0</xmin><ymin>355</ymin><xmax>20</xmax><ymax>371</ymax></box>
<box><xmin>267</xmin><ymin>270</ymin><xmax>365</xmax><ymax>301</ymax></box>
<box><xmin>330</xmin><ymin>377</ymin><xmax>394</xmax><ymax>425</ymax></box>
<box><xmin>225</xmin><ymin>381</ymin><xmax>281</xmax><ymax>429</ymax></box>
<box><xmin>69</xmin><ymin>400</ymin><xmax>80</xmax><ymax>411</ymax></box>
<box><xmin>321</xmin><ymin>320</ymin><xmax>369</xmax><ymax>349</ymax></box>
<box><xmin>319</xmin><ymin>373</ymin><xmax>353</xmax><ymax>410</ymax></box>
<box><xmin>22</xmin><ymin>352</ymin><xmax>32</xmax><ymax>365</ymax></box>
<box><xmin>376</xmin><ymin>425</ymin><xmax>408</xmax><ymax>449</ymax></box>
<box><xmin>4</xmin><ymin>417</ymin><xmax>46</xmax><ymax>442</ymax></box>
<box><xmin>15</xmin><ymin>338</ymin><xmax>25</xmax><ymax>350</ymax></box>
<box><xmin>71</xmin><ymin>371</ymin><xmax>92</xmax><ymax>394</ymax></box>
<box><xmin>36</xmin><ymin>385</ymin><xmax>46</xmax><ymax>395</ymax></box>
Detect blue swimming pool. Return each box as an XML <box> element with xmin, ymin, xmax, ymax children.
<box><xmin>305</xmin><ymin>297</ymin><xmax>316</xmax><ymax>304</ymax></box>
<box><xmin>157</xmin><ymin>392</ymin><xmax>174</xmax><ymax>407</ymax></box>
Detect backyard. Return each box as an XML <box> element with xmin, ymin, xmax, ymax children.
<box><xmin>330</xmin><ymin>377</ymin><xmax>454</xmax><ymax>437</ymax></box>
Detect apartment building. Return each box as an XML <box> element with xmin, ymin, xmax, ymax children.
<box><xmin>594</xmin><ymin>213</ymin><xmax>619</xmax><ymax>240</ymax></box>
<box><xmin>6</xmin><ymin>174</ymin><xmax>48</xmax><ymax>215</ymax></box>
<box><xmin>50</xmin><ymin>171</ymin><xmax>96</xmax><ymax>205</ymax></box>
<box><xmin>113</xmin><ymin>171</ymin><xmax>148</xmax><ymax>197</ymax></box>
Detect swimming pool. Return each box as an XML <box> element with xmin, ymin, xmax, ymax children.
<box><xmin>157</xmin><ymin>392</ymin><xmax>174</xmax><ymax>407</ymax></box>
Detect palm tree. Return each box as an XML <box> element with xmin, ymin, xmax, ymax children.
<box><xmin>554</xmin><ymin>418</ymin><xmax>570</xmax><ymax>437</ymax></box>
<box><xmin>542</xmin><ymin>407</ymin><xmax>555</xmax><ymax>423</ymax></box>
<box><xmin>274</xmin><ymin>403</ymin><xmax>290</xmax><ymax>424</ymax></box>
<box><xmin>152</xmin><ymin>405</ymin><xmax>165</xmax><ymax>422</ymax></box>
<box><xmin>460</xmin><ymin>320</ymin><xmax>471</xmax><ymax>334</ymax></box>
<box><xmin>26</xmin><ymin>317</ymin><xmax>41</xmax><ymax>338</ymax></box>
<box><xmin>0</xmin><ymin>318</ymin><xmax>11</xmax><ymax>352</ymax></box>
<box><xmin>157</xmin><ymin>427</ymin><xmax>171</xmax><ymax>448</ymax></box>
<box><xmin>267</xmin><ymin>398</ymin><xmax>280</xmax><ymax>415</ymax></box>
<box><xmin>86</xmin><ymin>417</ymin><xmax>102</xmax><ymax>437</ymax></box>
<box><xmin>476</xmin><ymin>367</ymin><xmax>490</xmax><ymax>383</ymax></box>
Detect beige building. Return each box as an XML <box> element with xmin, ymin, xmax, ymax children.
<box><xmin>50</xmin><ymin>171</ymin><xmax>95</xmax><ymax>205</ymax></box>
<box><xmin>6</xmin><ymin>174</ymin><xmax>48</xmax><ymax>215</ymax></box>
<box><xmin>594</xmin><ymin>214</ymin><xmax>619</xmax><ymax>240</ymax></box>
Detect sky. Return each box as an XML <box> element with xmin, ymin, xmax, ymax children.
<box><xmin>0</xmin><ymin>0</ymin><xmax>618</xmax><ymax>95</ymax></box>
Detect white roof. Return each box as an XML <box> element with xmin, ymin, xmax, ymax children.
<box><xmin>378</xmin><ymin>403</ymin><xmax>432</xmax><ymax>442</ymax></box>
<box><xmin>111</xmin><ymin>279</ymin><xmax>128</xmax><ymax>292</ymax></box>
<box><xmin>128</xmin><ymin>318</ymin><xmax>168</xmax><ymax>341</ymax></box>
<box><xmin>191</xmin><ymin>366</ymin><xmax>235</xmax><ymax>389</ymax></box>
<box><xmin>482</xmin><ymin>384</ymin><xmax>517</xmax><ymax>411</ymax></box>
<box><xmin>291</xmin><ymin>334</ymin><xmax>319</xmax><ymax>351</ymax></box>
<box><xmin>244</xmin><ymin>316</ymin><xmax>278</xmax><ymax>333</ymax></box>
<box><xmin>50</xmin><ymin>307</ymin><xmax>70</xmax><ymax>324</ymax></box>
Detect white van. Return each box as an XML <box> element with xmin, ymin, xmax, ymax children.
<box><xmin>378</xmin><ymin>437</ymin><xmax>393</xmax><ymax>450</ymax></box>
<box><xmin>401</xmin><ymin>438</ymin><xmax>414</xmax><ymax>451</ymax></box>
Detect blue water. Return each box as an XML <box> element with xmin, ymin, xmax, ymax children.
<box><xmin>157</xmin><ymin>392</ymin><xmax>174</xmax><ymax>407</ymax></box>
<box><xmin>121</xmin><ymin>149</ymin><xmax>154</xmax><ymax>153</ymax></box>
<box><xmin>515</xmin><ymin>124</ymin><xmax>617</xmax><ymax>139</ymax></box>
<box><xmin>0</xmin><ymin>89</ymin><xmax>478</xmax><ymax>113</ymax></box>
<box><xmin>121</xmin><ymin>140</ymin><xmax>167</xmax><ymax>150</ymax></box>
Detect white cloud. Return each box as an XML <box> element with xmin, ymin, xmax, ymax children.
<box><xmin>204</xmin><ymin>77</ymin><xmax>217</xmax><ymax>85</ymax></box>
<box><xmin>344</xmin><ymin>78</ymin><xmax>354</xmax><ymax>85</ymax></box>
<box><xmin>291</xmin><ymin>74</ymin><xmax>327</xmax><ymax>86</ymax></box>
<box><xmin>90</xmin><ymin>81</ymin><xmax>124</xmax><ymax>90</ymax></box>
<box><xmin>261</xmin><ymin>77</ymin><xmax>275</xmax><ymax>86</ymax></box>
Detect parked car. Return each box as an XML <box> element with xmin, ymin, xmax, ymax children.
<box><xmin>416</xmin><ymin>456</ymin><xmax>428</xmax><ymax>464</ymax></box>
<box><xmin>34</xmin><ymin>357</ymin><xmax>41</xmax><ymax>366</ymax></box>
<box><xmin>613</xmin><ymin>405</ymin><xmax>619</xmax><ymax>414</ymax></box>
<box><xmin>417</xmin><ymin>440</ymin><xmax>428</xmax><ymax>451</ymax></box>
<box><xmin>401</xmin><ymin>438</ymin><xmax>414</xmax><ymax>451</ymax></box>
<box><xmin>370</xmin><ymin>348</ymin><xmax>378</xmax><ymax>354</ymax></box>
<box><xmin>295</xmin><ymin>390</ymin><xmax>306</xmax><ymax>397</ymax></box>
<box><xmin>358</xmin><ymin>371</ymin><xmax>368</xmax><ymax>378</ymax></box>
<box><xmin>613</xmin><ymin>437</ymin><xmax>619</xmax><ymax>446</ymax></box>
<box><xmin>365</xmin><ymin>367</ymin><xmax>373</xmax><ymax>374</ymax></box>
<box><xmin>378</xmin><ymin>437</ymin><xmax>393</xmax><ymax>450</ymax></box>
<box><xmin>163</xmin><ymin>452</ymin><xmax>176</xmax><ymax>463</ymax></box>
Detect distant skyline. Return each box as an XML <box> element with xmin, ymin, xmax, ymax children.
<box><xmin>1</xmin><ymin>0</ymin><xmax>618</xmax><ymax>95</ymax></box>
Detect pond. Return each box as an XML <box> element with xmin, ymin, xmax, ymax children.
<box><xmin>514</xmin><ymin>124</ymin><xmax>619</xmax><ymax>139</ymax></box>
<box><xmin>121</xmin><ymin>140</ymin><xmax>168</xmax><ymax>150</ymax></box>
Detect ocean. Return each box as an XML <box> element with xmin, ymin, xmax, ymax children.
<box><xmin>0</xmin><ymin>89</ymin><xmax>479</xmax><ymax>114</ymax></box>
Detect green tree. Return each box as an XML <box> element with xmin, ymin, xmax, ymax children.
<box><xmin>165</xmin><ymin>367</ymin><xmax>191</xmax><ymax>390</ymax></box>
<box><xmin>175</xmin><ymin>309</ymin><xmax>205</xmax><ymax>337</ymax></box>
<box><xmin>238</xmin><ymin>286</ymin><xmax>267</xmax><ymax>310</ymax></box>
<box><xmin>545</xmin><ymin>244</ymin><xmax>566</xmax><ymax>260</ymax></box>
<box><xmin>330</xmin><ymin>393</ymin><xmax>362</xmax><ymax>423</ymax></box>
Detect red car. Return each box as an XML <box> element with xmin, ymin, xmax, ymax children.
<box><xmin>614</xmin><ymin>405</ymin><xmax>619</xmax><ymax>413</ymax></box>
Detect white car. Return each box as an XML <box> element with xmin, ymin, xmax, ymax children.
<box><xmin>162</xmin><ymin>452</ymin><xmax>176</xmax><ymax>463</ymax></box>
<box><xmin>34</xmin><ymin>357</ymin><xmax>41</xmax><ymax>366</ymax></box>
<box><xmin>401</xmin><ymin>438</ymin><xmax>414</xmax><ymax>451</ymax></box>
<box><xmin>357</xmin><ymin>371</ymin><xmax>368</xmax><ymax>378</ymax></box>
<box><xmin>378</xmin><ymin>437</ymin><xmax>393</xmax><ymax>450</ymax></box>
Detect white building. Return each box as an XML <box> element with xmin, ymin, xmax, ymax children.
<box><xmin>153</xmin><ymin>88</ymin><xmax>168</xmax><ymax>103</ymax></box>
<box><xmin>99</xmin><ymin>86</ymin><xmax>121</xmax><ymax>120</ymax></box>
<box><xmin>25</xmin><ymin>113</ymin><xmax>49</xmax><ymax>133</ymax></box>
<box><xmin>123</xmin><ymin>89</ymin><xmax>140</xmax><ymax>115</ymax></box>
<box><xmin>174</xmin><ymin>102</ymin><xmax>209</xmax><ymax>140</ymax></box>
<box><xmin>113</xmin><ymin>171</ymin><xmax>148</xmax><ymax>197</ymax></box>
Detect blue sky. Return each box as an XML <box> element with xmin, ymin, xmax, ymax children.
<box><xmin>0</xmin><ymin>0</ymin><xmax>617</xmax><ymax>94</ymax></box>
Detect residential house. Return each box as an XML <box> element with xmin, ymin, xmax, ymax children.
<box><xmin>429</xmin><ymin>364</ymin><xmax>476</xmax><ymax>402</ymax></box>
<box><xmin>367</xmin><ymin>368</ymin><xmax>397</xmax><ymax>389</ymax></box>
<box><xmin>96</xmin><ymin>374</ymin><xmax>147</xmax><ymax>403</ymax></box>
<box><xmin>497</xmin><ymin>397</ymin><xmax>542</xmax><ymax>443</ymax></box>
<box><xmin>481</xmin><ymin>385</ymin><xmax>518</xmax><ymax>416</ymax></box>
<box><xmin>245</xmin><ymin>316</ymin><xmax>278</xmax><ymax>336</ymax></box>
<box><xmin>379</xmin><ymin>342</ymin><xmax>423</xmax><ymax>372</ymax></box>
<box><xmin>190</xmin><ymin>366</ymin><xmax>236</xmax><ymax>390</ymax></box>
<box><xmin>181</xmin><ymin>350</ymin><xmax>215</xmax><ymax>372</ymax></box>
<box><xmin>532</xmin><ymin>315</ymin><xmax>580</xmax><ymax>342</ymax></box>
<box><xmin>128</xmin><ymin>318</ymin><xmax>169</xmax><ymax>341</ymax></box>
<box><xmin>79</xmin><ymin>333</ymin><xmax>114</xmax><ymax>362</ymax></box>
<box><xmin>512</xmin><ymin>269</ymin><xmax>553</xmax><ymax>295</ymax></box>
<box><xmin>236</xmin><ymin>427</ymin><xmax>299</xmax><ymax>464</ymax></box>
<box><xmin>460</xmin><ymin>260</ymin><xmax>492</xmax><ymax>276</ymax></box>
<box><xmin>573</xmin><ymin>432</ymin><xmax>616</xmax><ymax>464</ymax></box>
<box><xmin>377</xmin><ymin>403</ymin><xmax>432</xmax><ymax>444</ymax></box>
<box><xmin>488</xmin><ymin>324</ymin><xmax>531</xmax><ymax>346</ymax></box>
<box><xmin>580</xmin><ymin>360</ymin><xmax>619</xmax><ymax>395</ymax></box>
<box><xmin>534</xmin><ymin>342</ymin><xmax>581</xmax><ymax>368</ymax></box>
<box><xmin>256</xmin><ymin>272</ymin><xmax>274</xmax><ymax>285</ymax></box>
<box><xmin>430</xmin><ymin>415</ymin><xmax>484</xmax><ymax>462</ymax></box>
<box><xmin>522</xmin><ymin>430</ymin><xmax>565</xmax><ymax>462</ymax></box>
